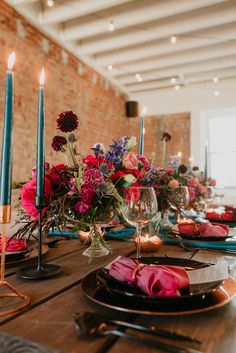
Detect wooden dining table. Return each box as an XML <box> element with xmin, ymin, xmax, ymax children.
<box><xmin>0</xmin><ymin>237</ymin><xmax>236</xmax><ymax>353</ymax></box>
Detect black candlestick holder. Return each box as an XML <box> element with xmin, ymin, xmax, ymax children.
<box><xmin>17</xmin><ymin>196</ymin><xmax>62</xmax><ymax>280</ymax></box>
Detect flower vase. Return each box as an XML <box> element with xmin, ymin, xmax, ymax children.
<box><xmin>82</xmin><ymin>224</ymin><xmax>112</xmax><ymax>261</ymax></box>
<box><xmin>160</xmin><ymin>211</ymin><xmax>173</xmax><ymax>231</ymax></box>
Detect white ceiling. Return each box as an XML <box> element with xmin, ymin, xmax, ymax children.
<box><xmin>6</xmin><ymin>0</ymin><xmax>236</xmax><ymax>95</ymax></box>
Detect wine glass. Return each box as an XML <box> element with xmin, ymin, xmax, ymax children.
<box><xmin>179</xmin><ymin>186</ymin><xmax>190</xmax><ymax>208</ymax></box>
<box><xmin>120</xmin><ymin>187</ymin><xmax>158</xmax><ymax>258</ymax></box>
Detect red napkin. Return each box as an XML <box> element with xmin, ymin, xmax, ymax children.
<box><xmin>206</xmin><ymin>211</ymin><xmax>233</xmax><ymax>221</ymax></box>
<box><xmin>109</xmin><ymin>256</ymin><xmax>189</xmax><ymax>297</ymax></box>
<box><xmin>0</xmin><ymin>236</ymin><xmax>28</xmax><ymax>252</ymax></box>
<box><xmin>198</xmin><ymin>223</ymin><xmax>228</xmax><ymax>237</ymax></box>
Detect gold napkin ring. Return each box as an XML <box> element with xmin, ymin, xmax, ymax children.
<box><xmin>132</xmin><ymin>263</ymin><xmax>145</xmax><ymax>283</ymax></box>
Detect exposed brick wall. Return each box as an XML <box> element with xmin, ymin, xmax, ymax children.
<box><xmin>0</xmin><ymin>1</ymin><xmax>128</xmax><ymax>181</ymax></box>
<box><xmin>128</xmin><ymin>112</ymin><xmax>190</xmax><ymax>167</ymax></box>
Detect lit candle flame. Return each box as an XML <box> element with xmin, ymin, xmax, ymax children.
<box><xmin>142</xmin><ymin>106</ymin><xmax>148</xmax><ymax>115</ymax></box>
<box><xmin>177</xmin><ymin>151</ymin><xmax>182</xmax><ymax>158</ymax></box>
<box><xmin>39</xmin><ymin>68</ymin><xmax>45</xmax><ymax>86</ymax></box>
<box><xmin>7</xmin><ymin>52</ymin><xmax>16</xmax><ymax>70</ymax></box>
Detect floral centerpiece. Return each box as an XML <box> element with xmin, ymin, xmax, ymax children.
<box><xmin>14</xmin><ymin>111</ymin><xmax>181</xmax><ymax>260</ymax></box>
<box><xmin>174</xmin><ymin>164</ymin><xmax>216</xmax><ymax>207</ymax></box>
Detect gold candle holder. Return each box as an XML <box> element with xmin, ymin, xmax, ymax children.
<box><xmin>0</xmin><ymin>205</ymin><xmax>30</xmax><ymax>316</ymax></box>
<box><xmin>134</xmin><ymin>234</ymin><xmax>162</xmax><ymax>253</ymax></box>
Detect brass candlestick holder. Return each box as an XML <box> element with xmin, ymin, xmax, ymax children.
<box><xmin>0</xmin><ymin>205</ymin><xmax>30</xmax><ymax>316</ymax></box>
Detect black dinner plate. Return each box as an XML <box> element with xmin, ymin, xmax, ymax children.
<box><xmin>179</xmin><ymin>234</ymin><xmax>230</xmax><ymax>241</ymax></box>
<box><xmin>0</xmin><ymin>249</ymin><xmax>29</xmax><ymax>262</ymax></box>
<box><xmin>206</xmin><ymin>218</ymin><xmax>236</xmax><ymax>228</ymax></box>
<box><xmin>96</xmin><ymin>257</ymin><xmax>222</xmax><ymax>306</ymax></box>
<box><xmin>82</xmin><ymin>257</ymin><xmax>224</xmax><ymax>314</ymax></box>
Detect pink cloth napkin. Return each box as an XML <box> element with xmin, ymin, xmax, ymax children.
<box><xmin>0</xmin><ymin>236</ymin><xmax>28</xmax><ymax>252</ymax></box>
<box><xmin>198</xmin><ymin>223</ymin><xmax>228</xmax><ymax>237</ymax></box>
<box><xmin>109</xmin><ymin>256</ymin><xmax>189</xmax><ymax>297</ymax></box>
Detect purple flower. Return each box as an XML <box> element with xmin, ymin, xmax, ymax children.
<box><xmin>57</xmin><ymin>111</ymin><xmax>79</xmax><ymax>133</ymax></box>
<box><xmin>51</xmin><ymin>136</ymin><xmax>67</xmax><ymax>152</ymax></box>
<box><xmin>105</xmin><ymin>136</ymin><xmax>129</xmax><ymax>170</ymax></box>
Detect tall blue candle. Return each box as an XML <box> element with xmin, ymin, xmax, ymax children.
<box><xmin>0</xmin><ymin>52</ymin><xmax>16</xmax><ymax>208</ymax></box>
<box><xmin>138</xmin><ymin>106</ymin><xmax>147</xmax><ymax>155</ymax></box>
<box><xmin>36</xmin><ymin>69</ymin><xmax>45</xmax><ymax>201</ymax></box>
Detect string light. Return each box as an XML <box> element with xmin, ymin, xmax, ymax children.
<box><xmin>214</xmin><ymin>90</ymin><xmax>220</xmax><ymax>96</ymax></box>
<box><xmin>170</xmin><ymin>35</ymin><xmax>177</xmax><ymax>44</ymax></box>
<box><xmin>171</xmin><ymin>77</ymin><xmax>176</xmax><ymax>84</ymax></box>
<box><xmin>107</xmin><ymin>64</ymin><xmax>113</xmax><ymax>71</ymax></box>
<box><xmin>135</xmin><ymin>73</ymin><xmax>143</xmax><ymax>82</ymax></box>
<box><xmin>47</xmin><ymin>0</ymin><xmax>54</xmax><ymax>7</ymax></box>
<box><xmin>213</xmin><ymin>77</ymin><xmax>219</xmax><ymax>83</ymax></box>
<box><xmin>108</xmin><ymin>21</ymin><xmax>115</xmax><ymax>32</ymax></box>
<box><xmin>174</xmin><ymin>85</ymin><xmax>180</xmax><ymax>91</ymax></box>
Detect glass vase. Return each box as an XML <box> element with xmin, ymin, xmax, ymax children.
<box><xmin>82</xmin><ymin>224</ymin><xmax>112</xmax><ymax>261</ymax></box>
<box><xmin>82</xmin><ymin>206</ymin><xmax>114</xmax><ymax>262</ymax></box>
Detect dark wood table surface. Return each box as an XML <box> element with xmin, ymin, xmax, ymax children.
<box><xmin>1</xmin><ymin>238</ymin><xmax>236</xmax><ymax>353</ymax></box>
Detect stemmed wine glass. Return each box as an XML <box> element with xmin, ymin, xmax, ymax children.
<box><xmin>179</xmin><ymin>186</ymin><xmax>190</xmax><ymax>208</ymax></box>
<box><xmin>121</xmin><ymin>187</ymin><xmax>158</xmax><ymax>258</ymax></box>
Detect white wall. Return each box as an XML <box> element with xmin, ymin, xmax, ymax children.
<box><xmin>131</xmin><ymin>77</ymin><xmax>236</xmax><ymax>196</ymax></box>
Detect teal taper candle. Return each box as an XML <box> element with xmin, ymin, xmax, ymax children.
<box><xmin>36</xmin><ymin>69</ymin><xmax>45</xmax><ymax>199</ymax></box>
<box><xmin>138</xmin><ymin>107</ymin><xmax>147</xmax><ymax>155</ymax></box>
<box><xmin>0</xmin><ymin>53</ymin><xmax>16</xmax><ymax>206</ymax></box>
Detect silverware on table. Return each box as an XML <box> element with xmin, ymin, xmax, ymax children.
<box><xmin>74</xmin><ymin>312</ymin><xmax>202</xmax><ymax>352</ymax></box>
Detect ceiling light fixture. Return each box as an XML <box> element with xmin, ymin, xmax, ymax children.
<box><xmin>47</xmin><ymin>0</ymin><xmax>54</xmax><ymax>7</ymax></box>
<box><xmin>213</xmin><ymin>77</ymin><xmax>219</xmax><ymax>83</ymax></box>
<box><xmin>170</xmin><ymin>35</ymin><xmax>177</xmax><ymax>44</ymax></box>
<box><xmin>135</xmin><ymin>73</ymin><xmax>143</xmax><ymax>82</ymax></box>
<box><xmin>107</xmin><ymin>64</ymin><xmax>113</xmax><ymax>71</ymax></box>
<box><xmin>214</xmin><ymin>90</ymin><xmax>220</xmax><ymax>96</ymax></box>
<box><xmin>174</xmin><ymin>85</ymin><xmax>180</xmax><ymax>91</ymax></box>
<box><xmin>171</xmin><ymin>77</ymin><xmax>176</xmax><ymax>84</ymax></box>
<box><xmin>108</xmin><ymin>21</ymin><xmax>115</xmax><ymax>32</ymax></box>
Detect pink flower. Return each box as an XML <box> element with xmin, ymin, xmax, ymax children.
<box><xmin>209</xmin><ymin>178</ymin><xmax>216</xmax><ymax>187</ymax></box>
<box><xmin>79</xmin><ymin>184</ymin><xmax>95</xmax><ymax>204</ymax></box>
<box><xmin>83</xmin><ymin>167</ymin><xmax>103</xmax><ymax>187</ymax></box>
<box><xmin>166</xmin><ymin>169</ymin><xmax>175</xmax><ymax>174</ymax></box>
<box><xmin>188</xmin><ymin>187</ymin><xmax>196</xmax><ymax>203</ymax></box>
<box><xmin>188</xmin><ymin>177</ymin><xmax>199</xmax><ymax>188</ymax></box>
<box><xmin>74</xmin><ymin>184</ymin><xmax>96</xmax><ymax>214</ymax></box>
<box><xmin>197</xmin><ymin>183</ymin><xmax>207</xmax><ymax>195</ymax></box>
<box><xmin>123</xmin><ymin>152</ymin><xmax>138</xmax><ymax>169</ymax></box>
<box><xmin>137</xmin><ymin>155</ymin><xmax>150</xmax><ymax>171</ymax></box>
<box><xmin>21</xmin><ymin>177</ymin><xmax>53</xmax><ymax>219</ymax></box>
<box><xmin>74</xmin><ymin>201</ymin><xmax>92</xmax><ymax>214</ymax></box>
<box><xmin>168</xmin><ymin>179</ymin><xmax>179</xmax><ymax>189</ymax></box>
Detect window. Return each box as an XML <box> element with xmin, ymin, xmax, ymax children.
<box><xmin>202</xmin><ymin>108</ymin><xmax>236</xmax><ymax>188</ymax></box>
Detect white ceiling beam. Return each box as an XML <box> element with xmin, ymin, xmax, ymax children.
<box><xmin>95</xmin><ymin>22</ymin><xmax>236</xmax><ymax>66</ymax></box>
<box><xmin>185</xmin><ymin>66</ymin><xmax>236</xmax><ymax>81</ymax></box>
<box><xmin>63</xmin><ymin>0</ymin><xmax>227</xmax><ymax>42</ymax></box>
<box><xmin>77</xmin><ymin>0</ymin><xmax>236</xmax><ymax>55</ymax></box>
<box><xmin>114</xmin><ymin>41</ymin><xmax>236</xmax><ymax>75</ymax></box>
<box><xmin>118</xmin><ymin>54</ymin><xmax>236</xmax><ymax>84</ymax></box>
<box><xmin>39</xmin><ymin>0</ymin><xmax>132</xmax><ymax>25</ymax></box>
<box><xmin>9</xmin><ymin>0</ymin><xmax>38</xmax><ymax>5</ymax></box>
<box><xmin>126</xmin><ymin>69</ymin><xmax>236</xmax><ymax>93</ymax></box>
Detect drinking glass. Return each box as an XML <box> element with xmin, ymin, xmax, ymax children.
<box><xmin>179</xmin><ymin>186</ymin><xmax>190</xmax><ymax>208</ymax></box>
<box><xmin>121</xmin><ymin>187</ymin><xmax>158</xmax><ymax>258</ymax></box>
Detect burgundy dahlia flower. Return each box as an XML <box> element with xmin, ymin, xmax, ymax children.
<box><xmin>161</xmin><ymin>132</ymin><xmax>171</xmax><ymax>142</ymax></box>
<box><xmin>57</xmin><ymin>111</ymin><xmax>79</xmax><ymax>133</ymax></box>
<box><xmin>51</xmin><ymin>136</ymin><xmax>67</xmax><ymax>152</ymax></box>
